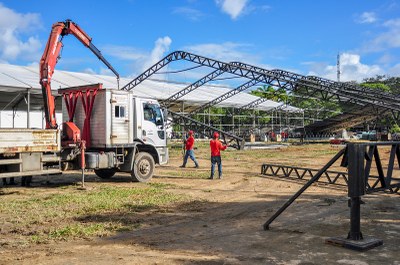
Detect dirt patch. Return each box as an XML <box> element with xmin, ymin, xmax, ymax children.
<box><xmin>0</xmin><ymin>143</ymin><xmax>399</xmax><ymax>264</ymax></box>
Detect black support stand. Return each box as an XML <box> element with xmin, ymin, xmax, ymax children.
<box><xmin>325</xmin><ymin>144</ymin><xmax>383</xmax><ymax>251</ymax></box>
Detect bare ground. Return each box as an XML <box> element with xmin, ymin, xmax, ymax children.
<box><xmin>0</xmin><ymin>144</ymin><xmax>399</xmax><ymax>265</ymax></box>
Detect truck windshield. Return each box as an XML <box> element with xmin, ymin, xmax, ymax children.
<box><xmin>143</xmin><ymin>103</ymin><xmax>163</xmax><ymax>126</ymax></box>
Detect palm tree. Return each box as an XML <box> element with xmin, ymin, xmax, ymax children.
<box><xmin>250</xmin><ymin>85</ymin><xmax>289</xmax><ymax>102</ymax></box>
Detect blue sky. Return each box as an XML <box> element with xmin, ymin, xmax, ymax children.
<box><xmin>1</xmin><ymin>0</ymin><xmax>400</xmax><ymax>83</ymax></box>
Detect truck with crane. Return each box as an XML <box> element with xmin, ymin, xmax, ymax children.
<box><xmin>0</xmin><ymin>20</ymin><xmax>168</xmax><ymax>183</ymax></box>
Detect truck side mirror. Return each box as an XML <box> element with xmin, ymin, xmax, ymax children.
<box><xmin>162</xmin><ymin>108</ymin><xmax>168</xmax><ymax>120</ymax></box>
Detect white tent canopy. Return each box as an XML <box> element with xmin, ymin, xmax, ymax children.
<box><xmin>0</xmin><ymin>63</ymin><xmax>302</xmax><ymax>113</ymax></box>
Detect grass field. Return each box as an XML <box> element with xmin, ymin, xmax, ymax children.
<box><xmin>1</xmin><ymin>142</ymin><xmax>399</xmax><ymax>265</ymax></box>
<box><xmin>0</xmin><ymin>142</ymin><xmax>336</xmax><ymax>246</ymax></box>
<box><xmin>0</xmin><ymin>182</ymin><xmax>185</xmax><ymax>246</ymax></box>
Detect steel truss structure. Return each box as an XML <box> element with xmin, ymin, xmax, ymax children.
<box><xmin>162</xmin><ymin>69</ymin><xmax>227</xmax><ymax>108</ymax></box>
<box><xmin>303</xmin><ymin>105</ymin><xmax>383</xmax><ymax>133</ymax></box>
<box><xmin>230</xmin><ymin>62</ymin><xmax>400</xmax><ymax>133</ymax></box>
<box><xmin>261</xmin><ymin>142</ymin><xmax>400</xmax><ymax>199</ymax></box>
<box><xmin>169</xmin><ymin>110</ymin><xmax>245</xmax><ymax>150</ymax></box>
<box><xmin>123</xmin><ymin>51</ymin><xmax>400</xmax><ymax>112</ymax></box>
<box><xmin>261</xmin><ymin>163</ymin><xmax>349</xmax><ymax>187</ymax></box>
<box><xmin>262</xmin><ymin>142</ymin><xmax>400</xmax><ymax>251</ymax></box>
<box><xmin>230</xmin><ymin>61</ymin><xmax>400</xmax><ymax>111</ymax></box>
<box><xmin>121</xmin><ymin>50</ymin><xmax>400</xmax><ymax>139</ymax></box>
<box><xmin>188</xmin><ymin>79</ymin><xmax>261</xmax><ymax>114</ymax></box>
<box><xmin>261</xmin><ymin>161</ymin><xmax>400</xmax><ymax>194</ymax></box>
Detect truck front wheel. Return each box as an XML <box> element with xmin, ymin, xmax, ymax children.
<box><xmin>94</xmin><ymin>168</ymin><xmax>116</xmax><ymax>179</ymax></box>
<box><xmin>131</xmin><ymin>152</ymin><xmax>154</xmax><ymax>182</ymax></box>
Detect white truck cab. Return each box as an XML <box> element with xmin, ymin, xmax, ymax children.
<box><xmin>136</xmin><ymin>98</ymin><xmax>168</xmax><ymax>165</ymax></box>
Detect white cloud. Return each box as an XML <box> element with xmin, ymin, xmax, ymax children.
<box><xmin>170</xmin><ymin>42</ymin><xmax>267</xmax><ymax>83</ymax></box>
<box><xmin>377</xmin><ymin>53</ymin><xmax>394</xmax><ymax>65</ymax></box>
<box><xmin>388</xmin><ymin>63</ymin><xmax>400</xmax><ymax>76</ymax></box>
<box><xmin>383</xmin><ymin>18</ymin><xmax>400</xmax><ymax>27</ymax></box>
<box><xmin>103</xmin><ymin>36</ymin><xmax>172</xmax><ymax>77</ymax></box>
<box><xmin>102</xmin><ymin>45</ymin><xmax>147</xmax><ymax>61</ymax></box>
<box><xmin>184</xmin><ymin>42</ymin><xmax>257</xmax><ymax>63</ymax></box>
<box><xmin>0</xmin><ymin>3</ymin><xmax>42</xmax><ymax>62</ymax></box>
<box><xmin>173</xmin><ymin>7</ymin><xmax>204</xmax><ymax>21</ymax></box>
<box><xmin>362</xmin><ymin>18</ymin><xmax>400</xmax><ymax>52</ymax></box>
<box><xmin>307</xmin><ymin>53</ymin><xmax>383</xmax><ymax>82</ymax></box>
<box><xmin>144</xmin><ymin>36</ymin><xmax>172</xmax><ymax>71</ymax></box>
<box><xmin>215</xmin><ymin>0</ymin><xmax>248</xmax><ymax>20</ymax></box>
<box><xmin>356</xmin><ymin>12</ymin><xmax>377</xmax><ymax>24</ymax></box>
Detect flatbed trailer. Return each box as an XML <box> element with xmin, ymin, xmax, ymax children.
<box><xmin>0</xmin><ymin>129</ymin><xmax>61</xmax><ymax>179</ymax></box>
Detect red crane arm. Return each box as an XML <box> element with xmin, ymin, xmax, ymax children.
<box><xmin>39</xmin><ymin>20</ymin><xmax>119</xmax><ymax>129</ymax></box>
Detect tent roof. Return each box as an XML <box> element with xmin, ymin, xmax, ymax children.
<box><xmin>0</xmin><ymin>63</ymin><xmax>302</xmax><ymax>113</ymax></box>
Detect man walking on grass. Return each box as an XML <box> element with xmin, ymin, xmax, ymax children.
<box><xmin>180</xmin><ymin>130</ymin><xmax>199</xmax><ymax>168</ymax></box>
<box><xmin>209</xmin><ymin>132</ymin><xmax>227</xmax><ymax>179</ymax></box>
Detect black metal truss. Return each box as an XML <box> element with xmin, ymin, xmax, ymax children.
<box><xmin>261</xmin><ymin>163</ymin><xmax>399</xmax><ymax>194</ymax></box>
<box><xmin>189</xmin><ymin>79</ymin><xmax>261</xmax><ymax>114</ymax></box>
<box><xmin>241</xmin><ymin>62</ymin><xmax>400</xmax><ymax>106</ymax></box>
<box><xmin>122</xmin><ymin>51</ymin><xmax>229</xmax><ymax>91</ymax></box>
<box><xmin>121</xmin><ymin>50</ymin><xmax>400</xmax><ymax>139</ymax></box>
<box><xmin>122</xmin><ymin>50</ymin><xmax>400</xmax><ymax>113</ymax></box>
<box><xmin>116</xmin><ymin>53</ymin><xmax>300</xmax><ymax>103</ymax></box>
<box><xmin>233</xmin><ymin>62</ymin><xmax>400</xmax><ymax>129</ymax></box>
<box><xmin>169</xmin><ymin>110</ymin><xmax>245</xmax><ymax>150</ymax></box>
<box><xmin>239</xmin><ymin>97</ymin><xmax>268</xmax><ymax>110</ymax></box>
<box><xmin>307</xmin><ymin>74</ymin><xmax>400</xmax><ymax>105</ymax></box>
<box><xmin>240</xmin><ymin>99</ymin><xmax>294</xmax><ymax>113</ymax></box>
<box><xmin>263</xmin><ymin>142</ymin><xmax>400</xmax><ymax>237</ymax></box>
<box><xmin>230</xmin><ymin>61</ymin><xmax>400</xmax><ymax>112</ymax></box>
<box><xmin>303</xmin><ymin>105</ymin><xmax>384</xmax><ymax>133</ymax></box>
<box><xmin>261</xmin><ymin>163</ymin><xmax>349</xmax><ymax>187</ymax></box>
<box><xmin>261</xmin><ymin>143</ymin><xmax>400</xmax><ymax>194</ymax></box>
<box><xmin>307</xmin><ymin>115</ymin><xmax>376</xmax><ymax>134</ymax></box>
<box><xmin>161</xmin><ymin>68</ymin><xmax>226</xmax><ymax>108</ymax></box>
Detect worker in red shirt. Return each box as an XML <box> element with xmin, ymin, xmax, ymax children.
<box><xmin>180</xmin><ymin>130</ymin><xmax>199</xmax><ymax>168</ymax></box>
<box><xmin>209</xmin><ymin>132</ymin><xmax>227</xmax><ymax>179</ymax></box>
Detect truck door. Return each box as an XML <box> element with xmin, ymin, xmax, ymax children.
<box><xmin>141</xmin><ymin>100</ymin><xmax>166</xmax><ymax>147</ymax></box>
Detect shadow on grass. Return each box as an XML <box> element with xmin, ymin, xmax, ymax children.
<box><xmin>0</xmin><ymin>171</ymin><xmax>141</xmax><ymax>189</ymax></box>
<box><xmin>72</xmin><ymin>193</ymin><xmax>399</xmax><ymax>264</ymax></box>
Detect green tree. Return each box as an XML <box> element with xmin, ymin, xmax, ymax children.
<box><xmin>390</xmin><ymin>123</ymin><xmax>400</xmax><ymax>133</ymax></box>
<box><xmin>360</xmin><ymin>82</ymin><xmax>391</xmax><ymax>92</ymax></box>
<box><xmin>250</xmin><ymin>85</ymin><xmax>289</xmax><ymax>102</ymax></box>
<box><xmin>363</xmin><ymin>75</ymin><xmax>400</xmax><ymax>94</ymax></box>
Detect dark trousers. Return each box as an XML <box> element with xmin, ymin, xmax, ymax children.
<box><xmin>210</xmin><ymin>156</ymin><xmax>222</xmax><ymax>178</ymax></box>
<box><xmin>183</xmin><ymin>149</ymin><xmax>198</xmax><ymax>167</ymax></box>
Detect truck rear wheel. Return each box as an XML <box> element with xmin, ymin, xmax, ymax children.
<box><xmin>94</xmin><ymin>168</ymin><xmax>116</xmax><ymax>179</ymax></box>
<box><xmin>131</xmin><ymin>152</ymin><xmax>154</xmax><ymax>182</ymax></box>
